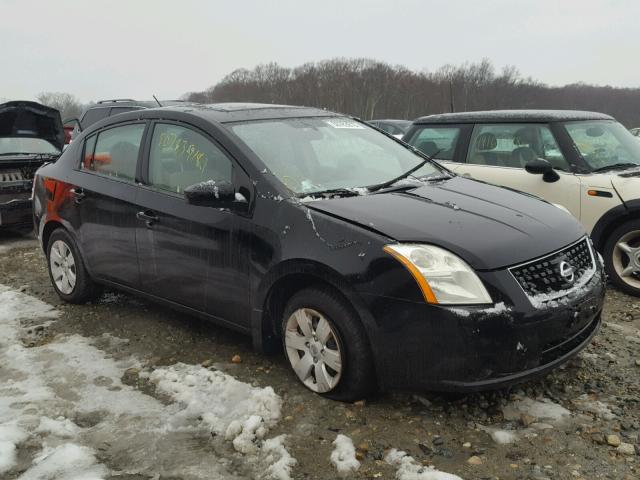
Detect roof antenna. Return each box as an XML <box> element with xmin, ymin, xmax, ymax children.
<box><xmin>153</xmin><ymin>95</ymin><xmax>163</xmax><ymax>107</ymax></box>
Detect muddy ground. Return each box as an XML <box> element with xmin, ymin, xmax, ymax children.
<box><xmin>1</xmin><ymin>230</ymin><xmax>639</xmax><ymax>480</ymax></box>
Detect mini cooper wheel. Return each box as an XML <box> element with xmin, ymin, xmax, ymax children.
<box><xmin>282</xmin><ymin>287</ymin><xmax>375</xmax><ymax>401</ymax></box>
<box><xmin>604</xmin><ymin>220</ymin><xmax>640</xmax><ymax>296</ymax></box>
<box><xmin>46</xmin><ymin>229</ymin><xmax>100</xmax><ymax>303</ymax></box>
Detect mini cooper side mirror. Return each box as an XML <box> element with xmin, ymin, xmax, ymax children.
<box><xmin>184</xmin><ymin>180</ymin><xmax>239</xmax><ymax>208</ymax></box>
<box><xmin>525</xmin><ymin>158</ymin><xmax>560</xmax><ymax>183</ymax></box>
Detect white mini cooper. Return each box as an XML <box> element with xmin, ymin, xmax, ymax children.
<box><xmin>404</xmin><ymin>110</ymin><xmax>640</xmax><ymax>296</ymax></box>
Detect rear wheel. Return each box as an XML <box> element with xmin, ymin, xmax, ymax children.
<box><xmin>282</xmin><ymin>287</ymin><xmax>375</xmax><ymax>401</ymax></box>
<box><xmin>47</xmin><ymin>229</ymin><xmax>100</xmax><ymax>303</ymax></box>
<box><xmin>603</xmin><ymin>220</ymin><xmax>640</xmax><ymax>296</ymax></box>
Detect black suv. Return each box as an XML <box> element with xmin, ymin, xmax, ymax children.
<box><xmin>72</xmin><ymin>99</ymin><xmax>195</xmax><ymax>140</ymax></box>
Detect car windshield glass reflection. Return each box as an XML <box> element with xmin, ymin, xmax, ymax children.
<box><xmin>0</xmin><ymin>137</ymin><xmax>61</xmax><ymax>155</ymax></box>
<box><xmin>229</xmin><ymin>117</ymin><xmax>440</xmax><ymax>194</ymax></box>
<box><xmin>564</xmin><ymin>120</ymin><xmax>640</xmax><ymax>171</ymax></box>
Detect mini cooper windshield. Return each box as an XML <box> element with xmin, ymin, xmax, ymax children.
<box><xmin>229</xmin><ymin>117</ymin><xmax>442</xmax><ymax>195</ymax></box>
<box><xmin>563</xmin><ymin>120</ymin><xmax>640</xmax><ymax>172</ymax></box>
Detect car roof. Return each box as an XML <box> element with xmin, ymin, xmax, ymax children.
<box><xmin>413</xmin><ymin>109</ymin><xmax>615</xmax><ymax>124</ymax></box>
<box><xmin>133</xmin><ymin>102</ymin><xmax>339</xmax><ymax>123</ymax></box>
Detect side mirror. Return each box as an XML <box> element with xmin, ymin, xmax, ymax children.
<box><xmin>525</xmin><ymin>158</ymin><xmax>560</xmax><ymax>183</ymax></box>
<box><xmin>184</xmin><ymin>180</ymin><xmax>244</xmax><ymax>208</ymax></box>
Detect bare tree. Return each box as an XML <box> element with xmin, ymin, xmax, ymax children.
<box><xmin>185</xmin><ymin>59</ymin><xmax>640</xmax><ymax>127</ymax></box>
<box><xmin>36</xmin><ymin>92</ymin><xmax>83</xmax><ymax>121</ymax></box>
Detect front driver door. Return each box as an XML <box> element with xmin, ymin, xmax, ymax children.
<box><xmin>134</xmin><ymin>121</ymin><xmax>249</xmax><ymax>326</ymax></box>
<box><xmin>454</xmin><ymin>123</ymin><xmax>581</xmax><ymax>218</ymax></box>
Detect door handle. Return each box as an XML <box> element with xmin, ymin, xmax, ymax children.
<box><xmin>136</xmin><ymin>210</ymin><xmax>159</xmax><ymax>227</ymax></box>
<box><xmin>70</xmin><ymin>187</ymin><xmax>85</xmax><ymax>204</ymax></box>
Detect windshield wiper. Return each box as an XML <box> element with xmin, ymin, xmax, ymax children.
<box><xmin>367</xmin><ymin>150</ymin><xmax>442</xmax><ymax>193</ymax></box>
<box><xmin>592</xmin><ymin>162</ymin><xmax>640</xmax><ymax>173</ymax></box>
<box><xmin>298</xmin><ymin>187</ymin><xmax>363</xmax><ymax>198</ymax></box>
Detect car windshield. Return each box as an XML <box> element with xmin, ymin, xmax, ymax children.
<box><xmin>229</xmin><ymin>117</ymin><xmax>441</xmax><ymax>194</ymax></box>
<box><xmin>563</xmin><ymin>120</ymin><xmax>640</xmax><ymax>171</ymax></box>
<box><xmin>0</xmin><ymin>137</ymin><xmax>60</xmax><ymax>155</ymax></box>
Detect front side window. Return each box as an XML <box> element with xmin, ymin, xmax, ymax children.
<box><xmin>563</xmin><ymin>120</ymin><xmax>640</xmax><ymax>172</ymax></box>
<box><xmin>148</xmin><ymin>123</ymin><xmax>232</xmax><ymax>194</ymax></box>
<box><xmin>81</xmin><ymin>123</ymin><xmax>145</xmax><ymax>182</ymax></box>
<box><xmin>229</xmin><ymin>117</ymin><xmax>441</xmax><ymax>195</ymax></box>
<box><xmin>406</xmin><ymin>126</ymin><xmax>462</xmax><ymax>160</ymax></box>
<box><xmin>467</xmin><ymin>123</ymin><xmax>570</xmax><ymax>170</ymax></box>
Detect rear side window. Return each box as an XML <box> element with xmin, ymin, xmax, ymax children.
<box><xmin>148</xmin><ymin>123</ymin><xmax>232</xmax><ymax>194</ymax></box>
<box><xmin>406</xmin><ymin>127</ymin><xmax>461</xmax><ymax>160</ymax></box>
<box><xmin>81</xmin><ymin>123</ymin><xmax>145</xmax><ymax>182</ymax></box>
<box><xmin>80</xmin><ymin>107</ymin><xmax>110</xmax><ymax>129</ymax></box>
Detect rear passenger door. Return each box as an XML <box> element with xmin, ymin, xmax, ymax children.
<box><xmin>455</xmin><ymin>123</ymin><xmax>582</xmax><ymax>218</ymax></box>
<box><xmin>74</xmin><ymin>122</ymin><xmax>147</xmax><ymax>287</ymax></box>
<box><xmin>135</xmin><ymin>121</ymin><xmax>249</xmax><ymax>324</ymax></box>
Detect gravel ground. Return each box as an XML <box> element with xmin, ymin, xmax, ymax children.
<box><xmin>1</xmin><ymin>231</ymin><xmax>639</xmax><ymax>480</ymax></box>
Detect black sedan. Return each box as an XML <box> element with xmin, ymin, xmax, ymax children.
<box><xmin>33</xmin><ymin>103</ymin><xmax>605</xmax><ymax>400</ymax></box>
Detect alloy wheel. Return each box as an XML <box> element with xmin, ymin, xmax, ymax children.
<box><xmin>50</xmin><ymin>239</ymin><xmax>77</xmax><ymax>295</ymax></box>
<box><xmin>284</xmin><ymin>308</ymin><xmax>343</xmax><ymax>393</ymax></box>
<box><xmin>613</xmin><ymin>230</ymin><xmax>640</xmax><ymax>290</ymax></box>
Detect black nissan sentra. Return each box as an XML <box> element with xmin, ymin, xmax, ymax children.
<box><xmin>33</xmin><ymin>103</ymin><xmax>605</xmax><ymax>400</ymax></box>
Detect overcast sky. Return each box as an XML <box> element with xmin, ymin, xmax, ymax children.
<box><xmin>2</xmin><ymin>0</ymin><xmax>639</xmax><ymax>103</ymax></box>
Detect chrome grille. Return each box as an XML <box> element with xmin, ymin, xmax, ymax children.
<box><xmin>510</xmin><ymin>238</ymin><xmax>596</xmax><ymax>303</ymax></box>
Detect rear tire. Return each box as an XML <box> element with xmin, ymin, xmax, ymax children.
<box><xmin>46</xmin><ymin>228</ymin><xmax>100</xmax><ymax>303</ymax></box>
<box><xmin>281</xmin><ymin>287</ymin><xmax>376</xmax><ymax>401</ymax></box>
<box><xmin>603</xmin><ymin>220</ymin><xmax>640</xmax><ymax>297</ymax></box>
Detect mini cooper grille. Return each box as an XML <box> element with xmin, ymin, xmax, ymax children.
<box><xmin>510</xmin><ymin>238</ymin><xmax>595</xmax><ymax>300</ymax></box>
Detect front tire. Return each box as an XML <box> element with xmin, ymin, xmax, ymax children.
<box><xmin>603</xmin><ymin>220</ymin><xmax>640</xmax><ymax>296</ymax></box>
<box><xmin>281</xmin><ymin>287</ymin><xmax>375</xmax><ymax>401</ymax></box>
<box><xmin>46</xmin><ymin>229</ymin><xmax>100</xmax><ymax>303</ymax></box>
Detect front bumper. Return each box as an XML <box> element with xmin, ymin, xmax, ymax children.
<box><xmin>365</xmin><ymin>266</ymin><xmax>606</xmax><ymax>392</ymax></box>
<box><xmin>0</xmin><ymin>196</ymin><xmax>33</xmax><ymax>228</ymax></box>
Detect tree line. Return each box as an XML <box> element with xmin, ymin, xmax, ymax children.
<box><xmin>185</xmin><ymin>58</ymin><xmax>640</xmax><ymax>127</ymax></box>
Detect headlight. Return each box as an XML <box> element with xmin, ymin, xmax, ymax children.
<box><xmin>384</xmin><ymin>244</ymin><xmax>492</xmax><ymax>305</ymax></box>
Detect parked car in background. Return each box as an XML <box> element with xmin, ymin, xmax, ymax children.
<box><xmin>69</xmin><ymin>99</ymin><xmax>195</xmax><ymax>141</ymax></box>
<box><xmin>0</xmin><ymin>101</ymin><xmax>63</xmax><ymax>231</ymax></box>
<box><xmin>367</xmin><ymin>119</ymin><xmax>412</xmax><ymax>138</ymax></box>
<box><xmin>33</xmin><ymin>103</ymin><xmax>604</xmax><ymax>400</ymax></box>
<box><xmin>404</xmin><ymin>110</ymin><xmax>640</xmax><ymax>296</ymax></box>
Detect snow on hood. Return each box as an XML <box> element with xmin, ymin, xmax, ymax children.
<box><xmin>0</xmin><ymin>101</ymin><xmax>64</xmax><ymax>151</ymax></box>
<box><xmin>307</xmin><ymin>176</ymin><xmax>585</xmax><ymax>270</ymax></box>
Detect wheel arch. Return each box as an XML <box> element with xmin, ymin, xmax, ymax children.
<box><xmin>590</xmin><ymin>201</ymin><xmax>640</xmax><ymax>251</ymax></box>
<box><xmin>251</xmin><ymin>259</ymin><xmax>378</xmax><ymax>359</ymax></box>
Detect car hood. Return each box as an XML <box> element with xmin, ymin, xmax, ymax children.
<box><xmin>0</xmin><ymin>101</ymin><xmax>64</xmax><ymax>151</ymax></box>
<box><xmin>611</xmin><ymin>168</ymin><xmax>640</xmax><ymax>203</ymax></box>
<box><xmin>307</xmin><ymin>176</ymin><xmax>585</xmax><ymax>270</ymax></box>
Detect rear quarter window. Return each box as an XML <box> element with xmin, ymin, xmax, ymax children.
<box><xmin>80</xmin><ymin>108</ymin><xmax>110</xmax><ymax>129</ymax></box>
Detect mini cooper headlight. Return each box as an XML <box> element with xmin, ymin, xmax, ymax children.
<box><xmin>384</xmin><ymin>244</ymin><xmax>493</xmax><ymax>305</ymax></box>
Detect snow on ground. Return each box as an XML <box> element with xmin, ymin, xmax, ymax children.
<box><xmin>501</xmin><ymin>397</ymin><xmax>571</xmax><ymax>425</ymax></box>
<box><xmin>330</xmin><ymin>434</ymin><xmax>360</xmax><ymax>476</ymax></box>
<box><xmin>385</xmin><ymin>449</ymin><xmax>463</xmax><ymax>480</ymax></box>
<box><xmin>478</xmin><ymin>425</ymin><xmax>519</xmax><ymax>445</ymax></box>
<box><xmin>571</xmin><ymin>394</ymin><xmax>616</xmax><ymax>420</ymax></box>
<box><xmin>0</xmin><ymin>284</ymin><xmax>294</xmax><ymax>479</ymax></box>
